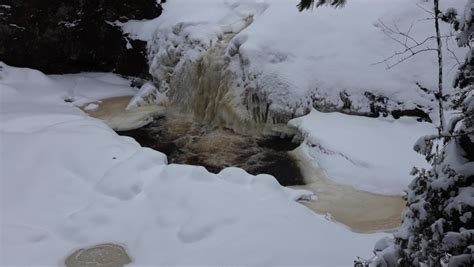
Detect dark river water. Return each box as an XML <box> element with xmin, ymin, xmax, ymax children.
<box><xmin>117</xmin><ymin>115</ymin><xmax>304</xmax><ymax>186</ymax></box>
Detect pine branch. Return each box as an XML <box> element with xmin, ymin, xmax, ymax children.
<box><xmin>297</xmin><ymin>0</ymin><xmax>346</xmax><ymax>12</ymax></box>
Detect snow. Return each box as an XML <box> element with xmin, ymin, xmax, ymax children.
<box><xmin>102</xmin><ymin>105</ymin><xmax>163</xmax><ymax>131</ymax></box>
<box><xmin>290</xmin><ymin>109</ymin><xmax>437</xmax><ymax>195</ymax></box>
<box><xmin>84</xmin><ymin>103</ymin><xmax>99</xmax><ymax>111</ymax></box>
<box><xmin>121</xmin><ymin>0</ymin><xmax>466</xmax><ymax>119</ymax></box>
<box><xmin>49</xmin><ymin>72</ymin><xmax>137</xmax><ymax>106</ymax></box>
<box><xmin>126</xmin><ymin>82</ymin><xmax>168</xmax><ymax>109</ymax></box>
<box><xmin>0</xmin><ymin>63</ymin><xmax>136</xmax><ymax>108</ymax></box>
<box><xmin>1</xmin><ymin>63</ymin><xmax>388</xmax><ymax>265</ymax></box>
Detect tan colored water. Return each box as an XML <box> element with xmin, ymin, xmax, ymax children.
<box><xmin>82</xmin><ymin>96</ymin><xmax>131</xmax><ymax>117</ymax></box>
<box><xmin>82</xmin><ymin>96</ymin><xmax>163</xmax><ymax>131</ymax></box>
<box><xmin>289</xmin><ymin>146</ymin><xmax>405</xmax><ymax>233</ymax></box>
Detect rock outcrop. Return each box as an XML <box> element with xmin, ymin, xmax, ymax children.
<box><xmin>0</xmin><ymin>0</ymin><xmax>162</xmax><ymax>77</ymax></box>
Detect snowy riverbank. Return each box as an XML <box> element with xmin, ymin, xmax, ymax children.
<box><xmin>1</xmin><ymin>63</ymin><xmax>388</xmax><ymax>266</ymax></box>
<box><xmin>290</xmin><ymin>110</ymin><xmax>436</xmax><ymax>195</ymax></box>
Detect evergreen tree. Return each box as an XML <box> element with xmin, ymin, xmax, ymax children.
<box><xmin>297</xmin><ymin>0</ymin><xmax>473</xmax><ymax>266</ymax></box>
<box><xmin>369</xmin><ymin>1</ymin><xmax>474</xmax><ymax>266</ymax></box>
<box><xmin>297</xmin><ymin>0</ymin><xmax>346</xmax><ymax>11</ymax></box>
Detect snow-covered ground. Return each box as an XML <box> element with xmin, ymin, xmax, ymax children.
<box><xmin>290</xmin><ymin>110</ymin><xmax>436</xmax><ymax>195</ymax></box>
<box><xmin>1</xmin><ymin>63</ymin><xmax>388</xmax><ymax>266</ymax></box>
<box><xmin>121</xmin><ymin>0</ymin><xmax>465</xmax><ymax>120</ymax></box>
<box><xmin>48</xmin><ymin>72</ymin><xmax>137</xmax><ymax>105</ymax></box>
<box><xmin>2</xmin><ymin>0</ymin><xmax>464</xmax><ymax>264</ymax></box>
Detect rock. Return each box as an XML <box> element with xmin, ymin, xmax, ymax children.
<box><xmin>0</xmin><ymin>0</ymin><xmax>162</xmax><ymax>77</ymax></box>
<box><xmin>392</xmin><ymin>108</ymin><xmax>432</xmax><ymax>122</ymax></box>
<box><xmin>311</xmin><ymin>91</ymin><xmax>432</xmax><ymax>121</ymax></box>
<box><xmin>65</xmin><ymin>243</ymin><xmax>132</xmax><ymax>267</ymax></box>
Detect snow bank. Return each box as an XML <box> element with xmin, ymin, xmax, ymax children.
<box><xmin>122</xmin><ymin>0</ymin><xmax>465</xmax><ymax>122</ymax></box>
<box><xmin>1</xmin><ymin>63</ymin><xmax>387</xmax><ymax>265</ymax></box>
<box><xmin>234</xmin><ymin>0</ymin><xmax>465</xmax><ymax>115</ymax></box>
<box><xmin>0</xmin><ymin>63</ymin><xmax>136</xmax><ymax>106</ymax></box>
<box><xmin>290</xmin><ymin>109</ymin><xmax>437</xmax><ymax>195</ymax></box>
<box><xmin>49</xmin><ymin>72</ymin><xmax>137</xmax><ymax>106</ymax></box>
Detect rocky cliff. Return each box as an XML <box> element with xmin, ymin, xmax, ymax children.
<box><xmin>0</xmin><ymin>0</ymin><xmax>162</xmax><ymax>77</ymax></box>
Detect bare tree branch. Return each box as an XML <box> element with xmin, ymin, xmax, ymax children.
<box><xmin>373</xmin><ymin>20</ymin><xmax>440</xmax><ymax>69</ymax></box>
<box><xmin>374</xmin><ymin>48</ymin><xmax>438</xmax><ymax>69</ymax></box>
<box><xmin>373</xmin><ymin>19</ymin><xmax>455</xmax><ymax>72</ymax></box>
<box><xmin>416</xmin><ymin>3</ymin><xmax>435</xmax><ymax>16</ymax></box>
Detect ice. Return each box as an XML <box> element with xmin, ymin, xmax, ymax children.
<box><xmin>126</xmin><ymin>82</ymin><xmax>168</xmax><ymax>109</ymax></box>
<box><xmin>84</xmin><ymin>103</ymin><xmax>99</xmax><ymax>111</ymax></box>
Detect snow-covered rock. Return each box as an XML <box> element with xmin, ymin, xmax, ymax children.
<box><xmin>121</xmin><ymin>0</ymin><xmax>465</xmax><ymax>127</ymax></box>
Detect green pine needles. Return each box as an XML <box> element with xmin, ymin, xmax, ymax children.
<box><xmin>297</xmin><ymin>0</ymin><xmax>346</xmax><ymax>11</ymax></box>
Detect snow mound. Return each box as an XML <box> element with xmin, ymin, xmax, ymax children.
<box><xmin>49</xmin><ymin>72</ymin><xmax>137</xmax><ymax>106</ymax></box>
<box><xmin>290</xmin><ymin>109</ymin><xmax>437</xmax><ymax>195</ymax></box>
<box><xmin>0</xmin><ymin>62</ymin><xmax>136</xmax><ymax>106</ymax></box>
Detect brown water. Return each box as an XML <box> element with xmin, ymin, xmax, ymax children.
<box><xmin>118</xmin><ymin>115</ymin><xmax>305</xmax><ymax>186</ymax></box>
<box><xmin>289</xmin><ymin>146</ymin><xmax>405</xmax><ymax>233</ymax></box>
<box><xmin>82</xmin><ymin>96</ymin><xmax>164</xmax><ymax>131</ymax></box>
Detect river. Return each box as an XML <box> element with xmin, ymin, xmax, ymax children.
<box><xmin>83</xmin><ymin>96</ymin><xmax>405</xmax><ymax>233</ymax></box>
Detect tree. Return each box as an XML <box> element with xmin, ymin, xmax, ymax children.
<box><xmin>393</xmin><ymin>2</ymin><xmax>474</xmax><ymax>266</ymax></box>
<box><xmin>371</xmin><ymin>0</ymin><xmax>448</xmax><ymax>135</ymax></box>
<box><xmin>297</xmin><ymin>0</ymin><xmax>346</xmax><ymax>11</ymax></box>
<box><xmin>298</xmin><ymin>0</ymin><xmax>446</xmax><ymax>133</ymax></box>
<box><xmin>298</xmin><ymin>0</ymin><xmax>473</xmax><ymax>266</ymax></box>
<box><xmin>369</xmin><ymin>2</ymin><xmax>473</xmax><ymax>266</ymax></box>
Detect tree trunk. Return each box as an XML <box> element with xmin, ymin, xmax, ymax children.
<box><xmin>434</xmin><ymin>0</ymin><xmax>445</xmax><ymax>134</ymax></box>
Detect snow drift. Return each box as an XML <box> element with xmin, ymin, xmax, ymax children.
<box><xmin>290</xmin><ymin>109</ymin><xmax>436</xmax><ymax>195</ymax></box>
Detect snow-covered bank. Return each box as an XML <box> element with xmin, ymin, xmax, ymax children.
<box><xmin>48</xmin><ymin>72</ymin><xmax>137</xmax><ymax>105</ymax></box>
<box><xmin>290</xmin><ymin>110</ymin><xmax>437</xmax><ymax>195</ymax></box>
<box><xmin>0</xmin><ymin>62</ymin><xmax>164</xmax><ymax>132</ymax></box>
<box><xmin>1</xmin><ymin>64</ymin><xmax>388</xmax><ymax>265</ymax></box>
<box><xmin>121</xmin><ymin>0</ymin><xmax>465</xmax><ymax>125</ymax></box>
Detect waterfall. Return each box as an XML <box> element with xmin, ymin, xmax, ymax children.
<box><xmin>146</xmin><ymin>16</ymin><xmax>303</xmax><ymax>136</ymax></box>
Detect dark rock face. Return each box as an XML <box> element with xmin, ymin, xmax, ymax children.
<box><xmin>0</xmin><ymin>0</ymin><xmax>162</xmax><ymax>77</ymax></box>
<box><xmin>312</xmin><ymin>91</ymin><xmax>433</xmax><ymax>121</ymax></box>
<box><xmin>392</xmin><ymin>108</ymin><xmax>432</xmax><ymax>122</ymax></box>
